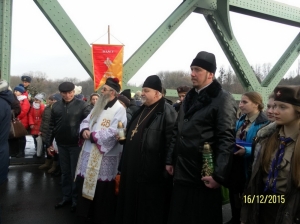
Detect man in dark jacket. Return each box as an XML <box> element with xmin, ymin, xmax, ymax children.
<box><xmin>116</xmin><ymin>75</ymin><xmax>177</xmax><ymax>224</ymax></box>
<box><xmin>120</xmin><ymin>89</ymin><xmax>140</xmax><ymax>114</ymax></box>
<box><xmin>172</xmin><ymin>85</ymin><xmax>191</xmax><ymax>112</ymax></box>
<box><xmin>21</xmin><ymin>75</ymin><xmax>37</xmax><ymax>103</ymax></box>
<box><xmin>0</xmin><ymin>80</ymin><xmax>13</xmax><ymax>186</ymax></box>
<box><xmin>46</xmin><ymin>82</ymin><xmax>90</xmax><ymax>212</ymax></box>
<box><xmin>166</xmin><ymin>51</ymin><xmax>237</xmax><ymax>224</ymax></box>
<box><xmin>39</xmin><ymin>94</ymin><xmax>61</xmax><ymax>172</ymax></box>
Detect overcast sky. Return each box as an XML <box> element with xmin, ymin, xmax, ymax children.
<box><xmin>11</xmin><ymin>0</ymin><xmax>300</xmax><ymax>85</ymax></box>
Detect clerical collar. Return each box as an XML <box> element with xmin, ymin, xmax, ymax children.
<box><xmin>195</xmin><ymin>82</ymin><xmax>213</xmax><ymax>94</ymax></box>
<box><xmin>104</xmin><ymin>97</ymin><xmax>117</xmax><ymax>109</ymax></box>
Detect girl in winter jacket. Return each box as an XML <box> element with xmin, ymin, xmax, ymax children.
<box><xmin>241</xmin><ymin>85</ymin><xmax>300</xmax><ymax>224</ymax></box>
<box><xmin>14</xmin><ymin>84</ymin><xmax>30</xmax><ymax>158</ymax></box>
<box><xmin>28</xmin><ymin>93</ymin><xmax>45</xmax><ymax>157</ymax></box>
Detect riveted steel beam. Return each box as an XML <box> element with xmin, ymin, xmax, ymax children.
<box><xmin>202</xmin><ymin>10</ymin><xmax>260</xmax><ymax>91</ymax></box>
<box><xmin>123</xmin><ymin>0</ymin><xmax>199</xmax><ymax>87</ymax></box>
<box><xmin>33</xmin><ymin>0</ymin><xmax>93</xmax><ymax>78</ymax></box>
<box><xmin>230</xmin><ymin>0</ymin><xmax>300</xmax><ymax>28</ymax></box>
<box><xmin>0</xmin><ymin>0</ymin><xmax>12</xmax><ymax>82</ymax></box>
<box><xmin>217</xmin><ymin>0</ymin><xmax>233</xmax><ymax>40</ymax></box>
<box><xmin>262</xmin><ymin>33</ymin><xmax>300</xmax><ymax>88</ymax></box>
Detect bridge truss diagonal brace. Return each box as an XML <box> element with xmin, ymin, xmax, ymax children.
<box><xmin>34</xmin><ymin>0</ymin><xmax>93</xmax><ymax>78</ymax></box>
<box><xmin>229</xmin><ymin>0</ymin><xmax>300</xmax><ymax>28</ymax></box>
<box><xmin>122</xmin><ymin>0</ymin><xmax>199</xmax><ymax>88</ymax></box>
<box><xmin>262</xmin><ymin>33</ymin><xmax>300</xmax><ymax>88</ymax></box>
<box><xmin>216</xmin><ymin>0</ymin><xmax>233</xmax><ymax>40</ymax></box>
<box><xmin>0</xmin><ymin>0</ymin><xmax>12</xmax><ymax>81</ymax></box>
<box><xmin>200</xmin><ymin>10</ymin><xmax>260</xmax><ymax>91</ymax></box>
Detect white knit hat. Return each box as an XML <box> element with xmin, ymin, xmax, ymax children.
<box><xmin>74</xmin><ymin>85</ymin><xmax>82</xmax><ymax>95</ymax></box>
<box><xmin>35</xmin><ymin>93</ymin><xmax>45</xmax><ymax>101</ymax></box>
<box><xmin>0</xmin><ymin>80</ymin><xmax>8</xmax><ymax>92</ymax></box>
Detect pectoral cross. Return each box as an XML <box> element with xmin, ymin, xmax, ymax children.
<box><xmin>130</xmin><ymin>125</ymin><xmax>138</xmax><ymax>140</ymax></box>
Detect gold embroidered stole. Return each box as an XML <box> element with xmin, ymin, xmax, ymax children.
<box><xmin>76</xmin><ymin>105</ymin><xmax>118</xmax><ymax>200</ymax></box>
<box><xmin>82</xmin><ymin>143</ymin><xmax>103</xmax><ymax>200</ymax></box>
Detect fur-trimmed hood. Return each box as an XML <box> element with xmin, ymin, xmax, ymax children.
<box><xmin>256</xmin><ymin>121</ymin><xmax>277</xmax><ymax>139</ymax></box>
<box><xmin>183</xmin><ymin>79</ymin><xmax>222</xmax><ymax>118</ymax></box>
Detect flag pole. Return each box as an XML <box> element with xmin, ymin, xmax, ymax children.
<box><xmin>108</xmin><ymin>25</ymin><xmax>110</xmax><ymax>44</ymax></box>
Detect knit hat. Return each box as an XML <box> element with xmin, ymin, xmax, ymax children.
<box><xmin>75</xmin><ymin>94</ymin><xmax>84</xmax><ymax>100</ymax></box>
<box><xmin>58</xmin><ymin>82</ymin><xmax>75</xmax><ymax>92</ymax></box>
<box><xmin>274</xmin><ymin>85</ymin><xmax>300</xmax><ymax>107</ymax></box>
<box><xmin>105</xmin><ymin>78</ymin><xmax>120</xmax><ymax>92</ymax></box>
<box><xmin>177</xmin><ymin>85</ymin><xmax>191</xmax><ymax>94</ymax></box>
<box><xmin>14</xmin><ymin>84</ymin><xmax>25</xmax><ymax>94</ymax></box>
<box><xmin>142</xmin><ymin>75</ymin><xmax>162</xmax><ymax>92</ymax></box>
<box><xmin>21</xmin><ymin>75</ymin><xmax>32</xmax><ymax>83</ymax></box>
<box><xmin>120</xmin><ymin>89</ymin><xmax>131</xmax><ymax>100</ymax></box>
<box><xmin>35</xmin><ymin>93</ymin><xmax>45</xmax><ymax>101</ymax></box>
<box><xmin>118</xmin><ymin>95</ymin><xmax>130</xmax><ymax>107</ymax></box>
<box><xmin>0</xmin><ymin>80</ymin><xmax>8</xmax><ymax>92</ymax></box>
<box><xmin>74</xmin><ymin>85</ymin><xmax>82</xmax><ymax>95</ymax></box>
<box><xmin>190</xmin><ymin>51</ymin><xmax>217</xmax><ymax>73</ymax></box>
<box><xmin>52</xmin><ymin>93</ymin><xmax>62</xmax><ymax>101</ymax></box>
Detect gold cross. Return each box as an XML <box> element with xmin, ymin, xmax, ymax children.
<box><xmin>130</xmin><ymin>126</ymin><xmax>138</xmax><ymax>140</ymax></box>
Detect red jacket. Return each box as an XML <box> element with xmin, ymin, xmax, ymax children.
<box><xmin>28</xmin><ymin>104</ymin><xmax>45</xmax><ymax>135</ymax></box>
<box><xmin>18</xmin><ymin>97</ymin><xmax>30</xmax><ymax>129</ymax></box>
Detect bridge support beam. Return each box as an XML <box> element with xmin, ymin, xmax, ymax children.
<box><xmin>0</xmin><ymin>0</ymin><xmax>12</xmax><ymax>81</ymax></box>
<box><xmin>34</xmin><ymin>0</ymin><xmax>93</xmax><ymax>78</ymax></box>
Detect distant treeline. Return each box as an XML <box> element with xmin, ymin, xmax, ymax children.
<box><xmin>9</xmin><ymin>60</ymin><xmax>300</xmax><ymax>98</ymax></box>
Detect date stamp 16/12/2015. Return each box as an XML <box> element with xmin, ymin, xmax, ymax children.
<box><xmin>243</xmin><ymin>195</ymin><xmax>285</xmax><ymax>204</ymax></box>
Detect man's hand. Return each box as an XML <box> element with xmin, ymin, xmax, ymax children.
<box><xmin>47</xmin><ymin>146</ymin><xmax>54</xmax><ymax>157</ymax></box>
<box><xmin>82</xmin><ymin>130</ymin><xmax>91</xmax><ymax>140</ymax></box>
<box><xmin>30</xmin><ymin>125</ymin><xmax>34</xmax><ymax>129</ymax></box>
<box><xmin>166</xmin><ymin>165</ymin><xmax>174</xmax><ymax>175</ymax></box>
<box><xmin>234</xmin><ymin>144</ymin><xmax>246</xmax><ymax>156</ymax></box>
<box><xmin>201</xmin><ymin>176</ymin><xmax>220</xmax><ymax>189</ymax></box>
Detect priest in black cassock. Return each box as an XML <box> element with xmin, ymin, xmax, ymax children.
<box><xmin>116</xmin><ymin>75</ymin><xmax>177</xmax><ymax>224</ymax></box>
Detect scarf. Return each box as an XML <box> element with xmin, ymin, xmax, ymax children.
<box><xmin>32</xmin><ymin>102</ymin><xmax>41</xmax><ymax>109</ymax></box>
<box><xmin>264</xmin><ymin>136</ymin><xmax>293</xmax><ymax>193</ymax></box>
<box><xmin>17</xmin><ymin>95</ymin><xmax>27</xmax><ymax>101</ymax></box>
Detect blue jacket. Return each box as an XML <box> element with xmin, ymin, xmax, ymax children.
<box><xmin>236</xmin><ymin>112</ymin><xmax>269</xmax><ymax>158</ymax></box>
<box><xmin>236</xmin><ymin>112</ymin><xmax>269</xmax><ymax>181</ymax></box>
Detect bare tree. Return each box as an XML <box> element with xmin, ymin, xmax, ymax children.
<box><xmin>157</xmin><ymin>70</ymin><xmax>191</xmax><ymax>89</ymax></box>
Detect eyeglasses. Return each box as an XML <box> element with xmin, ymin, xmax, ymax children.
<box><xmin>101</xmin><ymin>87</ymin><xmax>113</xmax><ymax>92</ymax></box>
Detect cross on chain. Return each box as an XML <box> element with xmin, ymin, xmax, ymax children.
<box><xmin>130</xmin><ymin>126</ymin><xmax>138</xmax><ymax>140</ymax></box>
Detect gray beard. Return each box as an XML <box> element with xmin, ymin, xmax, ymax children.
<box><xmin>89</xmin><ymin>94</ymin><xmax>110</xmax><ymax>129</ymax></box>
<box><xmin>140</xmin><ymin>97</ymin><xmax>146</xmax><ymax>105</ymax></box>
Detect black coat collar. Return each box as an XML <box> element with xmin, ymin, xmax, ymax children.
<box><xmin>127</xmin><ymin>97</ymin><xmax>165</xmax><ymax>129</ymax></box>
<box><xmin>183</xmin><ymin>79</ymin><xmax>222</xmax><ymax>118</ymax></box>
<box><xmin>104</xmin><ymin>97</ymin><xmax>117</xmax><ymax>109</ymax></box>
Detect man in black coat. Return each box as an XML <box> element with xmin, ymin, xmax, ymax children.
<box><xmin>0</xmin><ymin>80</ymin><xmax>13</xmax><ymax>186</ymax></box>
<box><xmin>166</xmin><ymin>51</ymin><xmax>237</xmax><ymax>224</ymax></box>
<box><xmin>116</xmin><ymin>75</ymin><xmax>177</xmax><ymax>224</ymax></box>
<box><xmin>120</xmin><ymin>89</ymin><xmax>140</xmax><ymax>114</ymax></box>
<box><xmin>46</xmin><ymin>82</ymin><xmax>91</xmax><ymax>212</ymax></box>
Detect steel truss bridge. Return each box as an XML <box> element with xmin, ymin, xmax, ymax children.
<box><xmin>0</xmin><ymin>0</ymin><xmax>300</xmax><ymax>101</ymax></box>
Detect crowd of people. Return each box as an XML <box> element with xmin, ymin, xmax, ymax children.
<box><xmin>0</xmin><ymin>50</ymin><xmax>300</xmax><ymax>224</ymax></box>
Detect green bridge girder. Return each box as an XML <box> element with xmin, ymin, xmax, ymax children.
<box><xmin>0</xmin><ymin>0</ymin><xmax>299</xmax><ymax>101</ymax></box>
<box><xmin>33</xmin><ymin>0</ymin><xmax>93</xmax><ymax>77</ymax></box>
<box><xmin>0</xmin><ymin>0</ymin><xmax>12</xmax><ymax>82</ymax></box>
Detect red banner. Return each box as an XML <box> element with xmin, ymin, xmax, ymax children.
<box><xmin>92</xmin><ymin>44</ymin><xmax>124</xmax><ymax>91</ymax></box>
